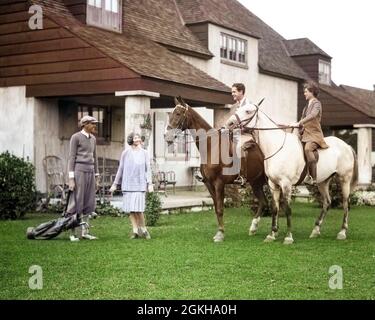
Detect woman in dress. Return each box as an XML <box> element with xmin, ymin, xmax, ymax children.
<box><xmin>110</xmin><ymin>132</ymin><xmax>153</xmax><ymax>239</ymax></box>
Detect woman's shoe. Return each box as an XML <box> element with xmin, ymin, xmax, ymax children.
<box><xmin>142</xmin><ymin>230</ymin><xmax>151</xmax><ymax>240</ymax></box>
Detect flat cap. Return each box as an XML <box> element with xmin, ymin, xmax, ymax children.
<box><xmin>80</xmin><ymin>115</ymin><xmax>99</xmax><ymax>126</ymax></box>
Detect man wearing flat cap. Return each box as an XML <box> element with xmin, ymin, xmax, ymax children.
<box><xmin>66</xmin><ymin>115</ymin><xmax>100</xmax><ymax>241</ymax></box>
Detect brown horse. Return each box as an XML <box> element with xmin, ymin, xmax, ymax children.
<box><xmin>164</xmin><ymin>97</ymin><xmax>267</xmax><ymax>242</ymax></box>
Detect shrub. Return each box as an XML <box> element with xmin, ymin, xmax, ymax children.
<box><xmin>0</xmin><ymin>152</ymin><xmax>36</xmax><ymax>219</ymax></box>
<box><xmin>95</xmin><ymin>199</ymin><xmax>123</xmax><ymax>217</ymax></box>
<box><xmin>225</xmin><ymin>184</ymin><xmax>272</xmax><ymax>216</ymax></box>
<box><xmin>241</xmin><ymin>185</ymin><xmax>273</xmax><ymax>216</ymax></box>
<box><xmin>145</xmin><ymin>191</ymin><xmax>162</xmax><ymax>226</ymax></box>
<box><xmin>306</xmin><ymin>176</ymin><xmax>355</xmax><ymax>208</ymax></box>
<box><xmin>350</xmin><ymin>190</ymin><xmax>375</xmax><ymax>206</ymax></box>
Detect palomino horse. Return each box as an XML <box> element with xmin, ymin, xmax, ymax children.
<box><xmin>225</xmin><ymin>103</ymin><xmax>358</xmax><ymax>244</ymax></box>
<box><xmin>164</xmin><ymin>97</ymin><xmax>267</xmax><ymax>242</ymax></box>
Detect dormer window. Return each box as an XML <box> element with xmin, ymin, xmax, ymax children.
<box><xmin>220</xmin><ymin>33</ymin><xmax>247</xmax><ymax>66</ymax></box>
<box><xmin>87</xmin><ymin>0</ymin><xmax>122</xmax><ymax>33</ymax></box>
<box><xmin>319</xmin><ymin>60</ymin><xmax>331</xmax><ymax>85</ymax></box>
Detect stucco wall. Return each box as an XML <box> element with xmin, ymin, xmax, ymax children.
<box><xmin>34</xmin><ymin>97</ymin><xmax>66</xmax><ymax>193</ymax></box>
<box><xmin>0</xmin><ymin>86</ymin><xmax>35</xmax><ymax>161</ymax></box>
<box><xmin>256</xmin><ymin>74</ymin><xmax>298</xmax><ymax>124</ymax></box>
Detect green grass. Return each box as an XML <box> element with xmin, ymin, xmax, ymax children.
<box><xmin>1</xmin><ymin>203</ymin><xmax>375</xmax><ymax>300</ymax></box>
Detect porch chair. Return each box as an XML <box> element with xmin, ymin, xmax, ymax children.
<box><xmin>43</xmin><ymin>155</ymin><xmax>68</xmax><ymax>204</ymax></box>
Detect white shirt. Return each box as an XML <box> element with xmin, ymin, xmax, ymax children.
<box><xmin>80</xmin><ymin>129</ymin><xmax>90</xmax><ymax>138</ymax></box>
<box><xmin>237</xmin><ymin>97</ymin><xmax>252</xmax><ymax>109</ymax></box>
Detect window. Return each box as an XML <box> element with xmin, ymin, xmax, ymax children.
<box><xmin>87</xmin><ymin>0</ymin><xmax>122</xmax><ymax>32</ymax></box>
<box><xmin>78</xmin><ymin>105</ymin><xmax>112</xmax><ymax>144</ymax></box>
<box><xmin>105</xmin><ymin>0</ymin><xmax>118</xmax><ymax>12</ymax></box>
<box><xmin>88</xmin><ymin>0</ymin><xmax>101</xmax><ymax>7</ymax></box>
<box><xmin>220</xmin><ymin>33</ymin><xmax>247</xmax><ymax>65</ymax></box>
<box><xmin>319</xmin><ymin>60</ymin><xmax>331</xmax><ymax>85</ymax></box>
<box><xmin>220</xmin><ymin>34</ymin><xmax>228</xmax><ymax>59</ymax></box>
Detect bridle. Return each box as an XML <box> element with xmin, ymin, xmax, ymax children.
<box><xmin>234</xmin><ymin>104</ymin><xmax>259</xmax><ymax>131</ymax></box>
<box><xmin>230</xmin><ymin>104</ymin><xmax>295</xmax><ymax>161</ymax></box>
<box><xmin>166</xmin><ymin>104</ymin><xmax>189</xmax><ymax>133</ymax></box>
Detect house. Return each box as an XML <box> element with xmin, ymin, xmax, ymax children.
<box><xmin>0</xmin><ymin>0</ymin><xmax>373</xmax><ymax>193</ymax></box>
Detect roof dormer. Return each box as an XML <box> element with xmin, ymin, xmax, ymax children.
<box><xmin>87</xmin><ymin>0</ymin><xmax>122</xmax><ymax>33</ymax></box>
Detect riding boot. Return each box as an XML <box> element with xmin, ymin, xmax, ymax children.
<box><xmin>309</xmin><ymin>161</ymin><xmax>317</xmax><ymax>182</ymax></box>
<box><xmin>304</xmin><ymin>161</ymin><xmax>317</xmax><ymax>185</ymax></box>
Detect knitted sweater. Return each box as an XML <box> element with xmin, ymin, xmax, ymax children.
<box><xmin>68</xmin><ymin>131</ymin><xmax>99</xmax><ymax>174</ymax></box>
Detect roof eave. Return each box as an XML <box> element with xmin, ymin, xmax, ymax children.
<box><xmin>185</xmin><ymin>21</ymin><xmax>261</xmax><ymax>40</ymax></box>
<box><xmin>159</xmin><ymin>43</ymin><xmax>214</xmax><ymax>60</ymax></box>
<box><xmin>258</xmin><ymin>66</ymin><xmax>306</xmax><ymax>82</ymax></box>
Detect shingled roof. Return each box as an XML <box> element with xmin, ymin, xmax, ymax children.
<box><xmin>175</xmin><ymin>0</ymin><xmax>261</xmax><ymax>39</ymax></box>
<box><xmin>284</xmin><ymin>38</ymin><xmax>332</xmax><ymax>58</ymax></box>
<box><xmin>320</xmin><ymin>84</ymin><xmax>375</xmax><ymax>118</ymax></box>
<box><xmin>122</xmin><ymin>0</ymin><xmax>213</xmax><ymax>58</ymax></box>
<box><xmin>29</xmin><ymin>0</ymin><xmax>230</xmax><ymax>95</ymax></box>
<box><xmin>175</xmin><ymin>0</ymin><xmax>308</xmax><ymax>80</ymax></box>
<box><xmin>340</xmin><ymin>85</ymin><xmax>375</xmax><ymax>117</ymax></box>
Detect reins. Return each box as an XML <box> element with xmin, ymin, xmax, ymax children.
<box><xmin>233</xmin><ymin>106</ymin><xmax>299</xmax><ymax>161</ymax></box>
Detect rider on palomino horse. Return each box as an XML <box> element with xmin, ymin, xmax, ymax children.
<box><xmin>290</xmin><ymin>81</ymin><xmax>329</xmax><ymax>185</ymax></box>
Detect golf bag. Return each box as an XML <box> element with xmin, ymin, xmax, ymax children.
<box><xmin>26</xmin><ymin>191</ymin><xmax>81</xmax><ymax>240</ymax></box>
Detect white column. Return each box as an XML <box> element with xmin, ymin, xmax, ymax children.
<box><xmin>354</xmin><ymin>124</ymin><xmax>374</xmax><ymax>186</ymax></box>
<box><xmin>115</xmin><ymin>90</ymin><xmax>160</xmax><ymax>157</ymax></box>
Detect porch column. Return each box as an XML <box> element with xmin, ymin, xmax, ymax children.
<box><xmin>115</xmin><ymin>90</ymin><xmax>160</xmax><ymax>157</ymax></box>
<box><xmin>354</xmin><ymin>124</ymin><xmax>374</xmax><ymax>186</ymax></box>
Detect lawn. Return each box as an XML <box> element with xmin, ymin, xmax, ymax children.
<box><xmin>0</xmin><ymin>203</ymin><xmax>374</xmax><ymax>300</ymax></box>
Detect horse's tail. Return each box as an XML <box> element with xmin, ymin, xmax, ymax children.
<box><xmin>350</xmin><ymin>146</ymin><xmax>358</xmax><ymax>192</ymax></box>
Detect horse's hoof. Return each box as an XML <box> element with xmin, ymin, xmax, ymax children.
<box><xmin>264</xmin><ymin>235</ymin><xmax>275</xmax><ymax>243</ymax></box>
<box><xmin>249</xmin><ymin>227</ymin><xmax>257</xmax><ymax>236</ymax></box>
<box><xmin>213</xmin><ymin>232</ymin><xmax>224</xmax><ymax>242</ymax></box>
<box><xmin>283</xmin><ymin>237</ymin><xmax>294</xmax><ymax>245</ymax></box>
<box><xmin>309</xmin><ymin>229</ymin><xmax>321</xmax><ymax>238</ymax></box>
<box><xmin>336</xmin><ymin>231</ymin><xmax>347</xmax><ymax>240</ymax></box>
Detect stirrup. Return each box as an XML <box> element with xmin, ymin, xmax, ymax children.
<box><xmin>233</xmin><ymin>175</ymin><xmax>247</xmax><ymax>187</ymax></box>
<box><xmin>304</xmin><ymin>175</ymin><xmax>316</xmax><ymax>186</ymax></box>
<box><xmin>194</xmin><ymin>173</ymin><xmax>204</xmax><ymax>182</ymax></box>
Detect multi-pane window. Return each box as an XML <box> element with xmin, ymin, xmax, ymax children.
<box><xmin>220</xmin><ymin>34</ymin><xmax>228</xmax><ymax>59</ymax></box>
<box><xmin>105</xmin><ymin>0</ymin><xmax>119</xmax><ymax>12</ymax></box>
<box><xmin>78</xmin><ymin>105</ymin><xmax>111</xmax><ymax>144</ymax></box>
<box><xmin>88</xmin><ymin>0</ymin><xmax>101</xmax><ymax>7</ymax></box>
<box><xmin>319</xmin><ymin>60</ymin><xmax>331</xmax><ymax>85</ymax></box>
<box><xmin>220</xmin><ymin>33</ymin><xmax>247</xmax><ymax>65</ymax></box>
<box><xmin>87</xmin><ymin>0</ymin><xmax>122</xmax><ymax>32</ymax></box>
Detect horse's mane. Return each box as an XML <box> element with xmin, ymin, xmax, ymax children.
<box><xmin>186</xmin><ymin>105</ymin><xmax>214</xmax><ymax>131</ymax></box>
